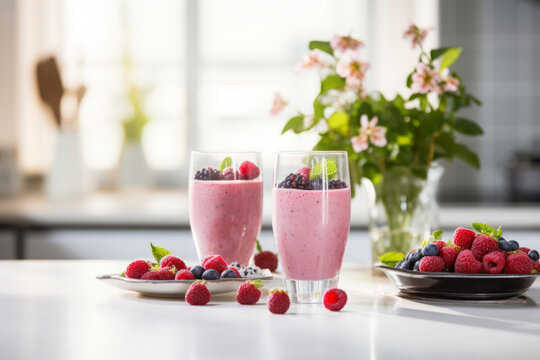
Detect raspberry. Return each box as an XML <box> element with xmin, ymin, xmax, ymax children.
<box><xmin>278</xmin><ymin>173</ymin><xmax>312</xmax><ymax>190</ymax></box>
<box><xmin>157</xmin><ymin>267</ymin><xmax>176</xmax><ymax>280</ymax></box>
<box><xmin>439</xmin><ymin>246</ymin><xmax>459</xmax><ymax>271</ymax></box>
<box><xmin>238</xmin><ymin>161</ymin><xmax>260</xmax><ymax>180</ymax></box>
<box><xmin>296</xmin><ymin>167</ymin><xmax>311</xmax><ymax>179</ymax></box>
<box><xmin>227</xmin><ymin>267</ymin><xmax>241</xmax><ymax>278</ymax></box>
<box><xmin>160</xmin><ymin>255</ymin><xmax>187</xmax><ymax>271</ymax></box>
<box><xmin>202</xmin><ymin>255</ymin><xmax>228</xmax><ymax>274</ymax></box>
<box><xmin>532</xmin><ymin>260</ymin><xmax>540</xmax><ymax>273</ymax></box>
<box><xmin>471</xmin><ymin>235</ymin><xmax>498</xmax><ymax>261</ymax></box>
<box><xmin>267</xmin><ymin>289</ymin><xmax>290</xmax><ymax>314</ymax></box>
<box><xmin>452</xmin><ymin>227</ymin><xmax>476</xmax><ymax>249</ymax></box>
<box><xmin>505</xmin><ymin>252</ymin><xmax>534</xmax><ymax>274</ymax></box>
<box><xmin>482</xmin><ymin>251</ymin><xmax>505</xmax><ymax>274</ymax></box>
<box><xmin>194</xmin><ymin>167</ymin><xmax>220</xmax><ymax>180</ymax></box>
<box><xmin>185</xmin><ymin>281</ymin><xmax>211</xmax><ymax>305</ymax></box>
<box><xmin>519</xmin><ymin>247</ymin><xmax>530</xmax><ymax>254</ymax></box>
<box><xmin>219</xmin><ymin>167</ymin><xmax>239</xmax><ymax>180</ymax></box>
<box><xmin>433</xmin><ymin>240</ymin><xmax>446</xmax><ymax>252</ymax></box>
<box><xmin>141</xmin><ymin>271</ymin><xmax>161</xmax><ymax>280</ymax></box>
<box><xmin>254</xmin><ymin>251</ymin><xmax>278</xmax><ymax>272</ymax></box>
<box><xmin>236</xmin><ymin>280</ymin><xmax>264</xmax><ymax>305</ymax></box>
<box><xmin>454</xmin><ymin>249</ymin><xmax>482</xmax><ymax>273</ymax></box>
<box><xmin>125</xmin><ymin>260</ymin><xmax>151</xmax><ymax>279</ymax></box>
<box><xmin>176</xmin><ymin>269</ymin><xmax>195</xmax><ymax>280</ymax></box>
<box><xmin>418</xmin><ymin>256</ymin><xmax>445</xmax><ymax>272</ymax></box>
<box><xmin>323</xmin><ymin>288</ymin><xmax>347</xmax><ymax>311</ymax></box>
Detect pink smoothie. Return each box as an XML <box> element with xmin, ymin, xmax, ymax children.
<box><xmin>272</xmin><ymin>187</ymin><xmax>351</xmax><ymax>280</ymax></box>
<box><xmin>189</xmin><ymin>180</ymin><xmax>263</xmax><ymax>265</ymax></box>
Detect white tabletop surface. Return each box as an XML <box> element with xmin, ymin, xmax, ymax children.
<box><xmin>1</xmin><ymin>260</ymin><xmax>539</xmax><ymax>360</ymax></box>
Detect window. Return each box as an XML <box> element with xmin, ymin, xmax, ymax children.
<box><xmin>16</xmin><ymin>0</ymin><xmax>437</xmax><ymax>183</ymax></box>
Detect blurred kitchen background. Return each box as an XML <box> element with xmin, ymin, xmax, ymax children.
<box><xmin>0</xmin><ymin>0</ymin><xmax>539</xmax><ymax>260</ymax></box>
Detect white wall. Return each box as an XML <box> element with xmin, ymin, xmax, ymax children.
<box><xmin>0</xmin><ymin>0</ymin><xmax>17</xmax><ymax>146</ymax></box>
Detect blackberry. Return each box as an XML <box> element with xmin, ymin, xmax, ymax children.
<box><xmin>328</xmin><ymin>179</ymin><xmax>348</xmax><ymax>189</ymax></box>
<box><xmin>194</xmin><ymin>167</ymin><xmax>220</xmax><ymax>180</ymax></box>
<box><xmin>310</xmin><ymin>178</ymin><xmax>348</xmax><ymax>190</ymax></box>
<box><xmin>278</xmin><ymin>173</ymin><xmax>312</xmax><ymax>190</ymax></box>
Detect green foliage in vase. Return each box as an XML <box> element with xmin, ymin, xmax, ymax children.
<box><xmin>276</xmin><ymin>27</ymin><xmax>483</xmax><ymax>198</ymax></box>
<box><xmin>121</xmin><ymin>56</ymin><xmax>150</xmax><ymax>143</ymax></box>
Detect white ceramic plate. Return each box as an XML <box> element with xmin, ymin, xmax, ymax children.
<box><xmin>96</xmin><ymin>272</ymin><xmax>273</xmax><ymax>298</ymax></box>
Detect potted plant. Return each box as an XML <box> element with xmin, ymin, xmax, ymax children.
<box><xmin>272</xmin><ymin>25</ymin><xmax>483</xmax><ymax>263</ymax></box>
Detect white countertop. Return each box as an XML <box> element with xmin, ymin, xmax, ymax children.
<box><xmin>1</xmin><ymin>260</ymin><xmax>539</xmax><ymax>359</ymax></box>
<box><xmin>1</xmin><ymin>189</ymin><xmax>540</xmax><ymax>229</ymax></box>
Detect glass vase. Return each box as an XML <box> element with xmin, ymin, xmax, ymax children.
<box><xmin>366</xmin><ymin>164</ymin><xmax>444</xmax><ymax>265</ymax></box>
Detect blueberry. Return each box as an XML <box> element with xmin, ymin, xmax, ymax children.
<box><xmin>499</xmin><ymin>236</ymin><xmax>506</xmax><ymax>242</ymax></box>
<box><xmin>413</xmin><ymin>261</ymin><xmax>420</xmax><ymax>271</ymax></box>
<box><xmin>529</xmin><ymin>250</ymin><xmax>539</xmax><ymax>261</ymax></box>
<box><xmin>409</xmin><ymin>252</ymin><xmax>422</xmax><ymax>264</ymax></box>
<box><xmin>201</xmin><ymin>269</ymin><xmax>220</xmax><ymax>280</ymax></box>
<box><xmin>498</xmin><ymin>239</ymin><xmax>513</xmax><ymax>252</ymax></box>
<box><xmin>190</xmin><ymin>265</ymin><xmax>205</xmax><ymax>279</ymax></box>
<box><xmin>221</xmin><ymin>269</ymin><xmax>238</xmax><ymax>278</ymax></box>
<box><xmin>422</xmin><ymin>243</ymin><xmax>438</xmax><ymax>257</ymax></box>
<box><xmin>442</xmin><ymin>267</ymin><xmax>449</xmax><ymax>272</ymax></box>
<box><xmin>395</xmin><ymin>261</ymin><xmax>404</xmax><ymax>268</ymax></box>
<box><xmin>400</xmin><ymin>260</ymin><xmax>413</xmax><ymax>270</ymax></box>
<box><xmin>508</xmin><ymin>240</ymin><xmax>520</xmax><ymax>251</ymax></box>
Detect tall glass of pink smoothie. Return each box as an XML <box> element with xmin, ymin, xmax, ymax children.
<box><xmin>272</xmin><ymin>151</ymin><xmax>351</xmax><ymax>303</ymax></box>
<box><xmin>189</xmin><ymin>151</ymin><xmax>263</xmax><ymax>266</ymax></box>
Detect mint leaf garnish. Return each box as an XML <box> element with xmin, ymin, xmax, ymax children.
<box><xmin>119</xmin><ymin>271</ymin><xmax>125</xmax><ymax>277</ymax></box>
<box><xmin>309</xmin><ymin>159</ymin><xmax>337</xmax><ymax>180</ymax></box>
<box><xmin>432</xmin><ymin>230</ymin><xmax>443</xmax><ymax>240</ymax></box>
<box><xmin>219</xmin><ymin>157</ymin><xmax>232</xmax><ymax>172</ymax></box>
<box><xmin>150</xmin><ymin>242</ymin><xmax>171</xmax><ymax>263</ymax></box>
<box><xmin>472</xmin><ymin>223</ymin><xmax>501</xmax><ymax>240</ymax></box>
<box><xmin>378</xmin><ymin>252</ymin><xmax>405</xmax><ymax>267</ymax></box>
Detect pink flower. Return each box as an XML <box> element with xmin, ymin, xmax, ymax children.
<box><xmin>331</xmin><ymin>35</ymin><xmax>364</xmax><ymax>54</ymax></box>
<box><xmin>411</xmin><ymin>63</ymin><xmax>442</xmax><ymax>94</ymax></box>
<box><xmin>351</xmin><ymin>134</ymin><xmax>369</xmax><ymax>152</ymax></box>
<box><xmin>336</xmin><ymin>53</ymin><xmax>370</xmax><ymax>89</ymax></box>
<box><xmin>297</xmin><ymin>49</ymin><xmax>331</xmax><ymax>70</ymax></box>
<box><xmin>352</xmin><ymin>115</ymin><xmax>387</xmax><ymax>152</ymax></box>
<box><xmin>270</xmin><ymin>93</ymin><xmax>287</xmax><ymax>115</ymax></box>
<box><xmin>403</xmin><ymin>24</ymin><xmax>430</xmax><ymax>48</ymax></box>
<box><xmin>441</xmin><ymin>69</ymin><xmax>460</xmax><ymax>92</ymax></box>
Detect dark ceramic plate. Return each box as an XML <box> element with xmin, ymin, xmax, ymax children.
<box><xmin>376</xmin><ymin>264</ymin><xmax>539</xmax><ymax>300</ymax></box>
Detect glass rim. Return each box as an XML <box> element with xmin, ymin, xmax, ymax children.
<box><xmin>275</xmin><ymin>150</ymin><xmax>348</xmax><ymax>155</ymax></box>
<box><xmin>191</xmin><ymin>150</ymin><xmax>262</xmax><ymax>155</ymax></box>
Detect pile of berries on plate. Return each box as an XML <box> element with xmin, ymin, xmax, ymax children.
<box><xmin>277</xmin><ymin>161</ymin><xmax>348</xmax><ymax>190</ymax></box>
<box><xmin>387</xmin><ymin>223</ymin><xmax>540</xmax><ymax>274</ymax></box>
<box><xmin>194</xmin><ymin>160</ymin><xmax>260</xmax><ymax>181</ymax></box>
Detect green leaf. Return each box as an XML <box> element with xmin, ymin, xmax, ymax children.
<box><xmin>327</xmin><ymin>111</ymin><xmax>349</xmax><ymax>136</ymax></box>
<box><xmin>119</xmin><ymin>271</ymin><xmax>125</xmax><ymax>277</ymax></box>
<box><xmin>150</xmin><ymin>242</ymin><xmax>172</xmax><ymax>263</ymax></box>
<box><xmin>453</xmin><ymin>118</ymin><xmax>484</xmax><ymax>136</ymax></box>
<box><xmin>454</xmin><ymin>143</ymin><xmax>480</xmax><ymax>169</ymax></box>
<box><xmin>430</xmin><ymin>47</ymin><xmax>449</xmax><ymax>60</ymax></box>
<box><xmin>310</xmin><ymin>159</ymin><xmax>337</xmax><ymax>181</ymax></box>
<box><xmin>256</xmin><ymin>239</ymin><xmax>262</xmax><ymax>253</ymax></box>
<box><xmin>281</xmin><ymin>115</ymin><xmax>305</xmax><ymax>134</ymax></box>
<box><xmin>432</xmin><ymin>230</ymin><xmax>444</xmax><ymax>240</ymax></box>
<box><xmin>219</xmin><ymin>157</ymin><xmax>232</xmax><ymax>172</ymax></box>
<box><xmin>495</xmin><ymin>226</ymin><xmax>503</xmax><ymax>238</ymax></box>
<box><xmin>406</xmin><ymin>73</ymin><xmax>413</xmax><ymax>88</ymax></box>
<box><xmin>321</xmin><ymin>74</ymin><xmax>345</xmax><ymax>92</ymax></box>
<box><xmin>472</xmin><ymin>223</ymin><xmax>495</xmax><ymax>235</ymax></box>
<box><xmin>440</xmin><ymin>47</ymin><xmax>462</xmax><ymax>70</ymax></box>
<box><xmin>378</xmin><ymin>252</ymin><xmax>406</xmax><ymax>267</ymax></box>
<box><xmin>309</xmin><ymin>40</ymin><xmax>334</xmax><ymax>55</ymax></box>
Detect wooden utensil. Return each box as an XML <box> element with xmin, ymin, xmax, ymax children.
<box><xmin>36</xmin><ymin>56</ymin><xmax>64</xmax><ymax>127</ymax></box>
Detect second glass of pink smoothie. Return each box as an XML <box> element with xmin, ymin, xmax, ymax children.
<box><xmin>189</xmin><ymin>151</ymin><xmax>263</xmax><ymax>266</ymax></box>
<box><xmin>272</xmin><ymin>151</ymin><xmax>351</xmax><ymax>303</ymax></box>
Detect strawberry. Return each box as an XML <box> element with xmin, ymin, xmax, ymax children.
<box><xmin>253</xmin><ymin>239</ymin><xmax>278</xmax><ymax>272</ymax></box>
<box><xmin>185</xmin><ymin>281</ymin><xmax>211</xmax><ymax>305</ymax></box>
<box><xmin>236</xmin><ymin>280</ymin><xmax>264</xmax><ymax>305</ymax></box>
<box><xmin>267</xmin><ymin>289</ymin><xmax>290</xmax><ymax>314</ymax></box>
